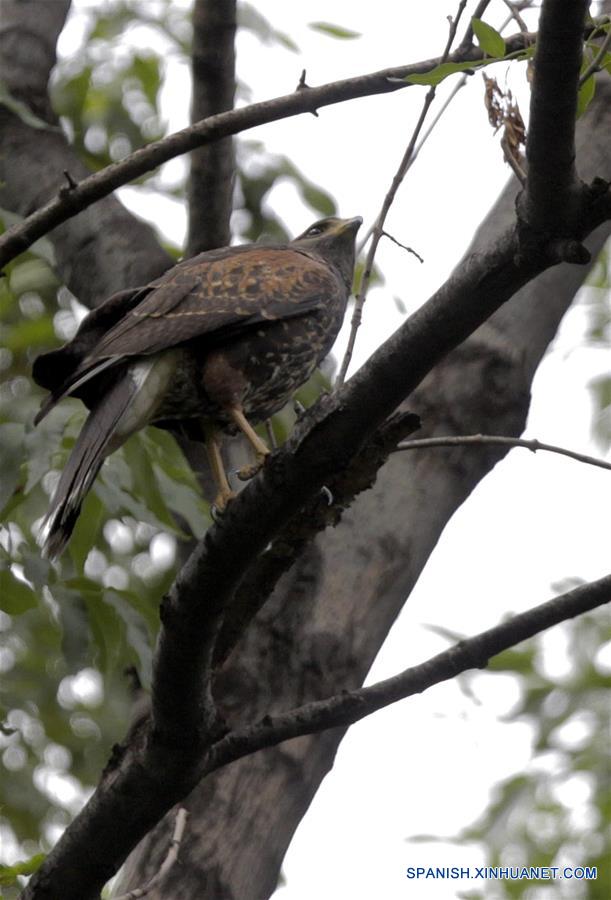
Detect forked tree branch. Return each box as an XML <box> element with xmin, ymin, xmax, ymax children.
<box><xmin>336</xmin><ymin>0</ymin><xmax>469</xmax><ymax>385</ymax></box>
<box><xmin>204</xmin><ymin>574</ymin><xmax>611</xmax><ymax>769</ymax></box>
<box><xmin>0</xmin><ymin>26</ymin><xmax>556</xmax><ymax>269</ymax></box>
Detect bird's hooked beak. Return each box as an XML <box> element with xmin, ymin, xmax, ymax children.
<box><xmin>337</xmin><ymin>216</ymin><xmax>363</xmax><ymax>235</ymax></box>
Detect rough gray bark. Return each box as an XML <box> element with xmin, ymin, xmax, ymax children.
<box><xmin>0</xmin><ymin>0</ymin><xmax>171</xmax><ymax>303</ymax></box>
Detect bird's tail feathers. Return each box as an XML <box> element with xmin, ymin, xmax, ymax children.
<box><xmin>34</xmin><ymin>356</ymin><xmax>120</xmax><ymax>426</ymax></box>
<box><xmin>39</xmin><ymin>371</ymin><xmax>144</xmax><ymax>559</ymax></box>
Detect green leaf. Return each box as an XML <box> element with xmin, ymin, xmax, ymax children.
<box><xmin>0</xmin><ymin>568</ymin><xmax>38</xmax><ymax>614</ymax></box>
<box><xmin>299</xmin><ymin>182</ymin><xmax>336</xmax><ymax>217</ymax></box>
<box><xmin>1</xmin><ymin>315</ymin><xmax>56</xmax><ymax>353</ymax></box>
<box><xmin>0</xmin><ymin>207</ymin><xmax>56</xmax><ymax>265</ymax></box>
<box><xmin>577</xmin><ymin>73</ymin><xmax>596</xmax><ymax>118</ymax></box>
<box><xmin>68</xmin><ymin>490</ymin><xmax>106</xmax><ymax>572</ymax></box>
<box><xmin>405</xmin><ymin>46</ymin><xmax>532</xmax><ymax>85</ymax></box>
<box><xmin>0</xmin><ymin>853</ymin><xmax>46</xmax><ymax>886</ymax></box>
<box><xmin>122</xmin><ymin>435</ymin><xmax>178</xmax><ymax>531</ymax></box>
<box><xmin>309</xmin><ymin>22</ymin><xmax>361</xmax><ymax>40</ymax></box>
<box><xmin>238</xmin><ymin>3</ymin><xmax>298</xmax><ymax>51</ymax></box>
<box><xmin>130</xmin><ymin>54</ymin><xmax>162</xmax><ymax>107</ymax></box>
<box><xmin>105</xmin><ymin>590</ymin><xmax>155</xmax><ymax>681</ymax></box>
<box><xmin>81</xmin><ymin>588</ymin><xmax>126</xmax><ymax>675</ymax></box>
<box><xmin>471</xmin><ymin>18</ymin><xmax>506</xmax><ymax>58</ymax></box>
<box><xmin>152</xmin><ymin>466</ymin><xmax>209</xmax><ymax>538</ymax></box>
<box><xmin>8</xmin><ymin>258</ymin><xmax>58</xmax><ymax>298</ymax></box>
<box><xmin>423</xmin><ymin>623</ymin><xmax>466</xmax><ymax>643</ymax></box>
<box><xmin>406</xmin><ymin>59</ymin><xmax>483</xmax><ymax>86</ymax></box>
<box><xmin>0</xmin><ymin>423</ymin><xmax>24</xmax><ymax>515</ymax></box>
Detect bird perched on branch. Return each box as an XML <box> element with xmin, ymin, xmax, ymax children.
<box><xmin>33</xmin><ymin>215</ymin><xmax>362</xmax><ymax>558</ymax></box>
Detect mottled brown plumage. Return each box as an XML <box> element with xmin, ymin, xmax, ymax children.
<box><xmin>33</xmin><ymin>216</ymin><xmax>361</xmax><ymax>557</ymax></box>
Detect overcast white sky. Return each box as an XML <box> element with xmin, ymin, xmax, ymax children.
<box><xmin>57</xmin><ymin>3</ymin><xmax>611</xmax><ymax>898</ymax></box>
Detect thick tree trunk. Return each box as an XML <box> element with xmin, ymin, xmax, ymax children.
<box><xmin>0</xmin><ymin>0</ymin><xmax>171</xmax><ymax>303</ymax></box>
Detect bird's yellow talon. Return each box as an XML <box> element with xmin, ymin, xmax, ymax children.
<box><xmin>236</xmin><ymin>452</ymin><xmax>269</xmax><ymax>482</ymax></box>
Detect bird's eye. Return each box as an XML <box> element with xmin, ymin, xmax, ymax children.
<box><xmin>307</xmin><ymin>225</ymin><xmax>324</xmax><ymax>236</ymax></box>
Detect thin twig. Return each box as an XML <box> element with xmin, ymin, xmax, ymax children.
<box><xmin>113</xmin><ymin>808</ymin><xmax>189</xmax><ymax>900</ymax></box>
<box><xmin>381</xmin><ymin>230</ymin><xmax>424</xmax><ymax>263</ymax></box>
<box><xmin>62</xmin><ymin>170</ymin><xmax>78</xmax><ymax>190</ymax></box>
<box><xmin>415</xmin><ymin>71</ymin><xmax>470</xmax><ymax>153</ymax></box>
<box><xmin>579</xmin><ymin>24</ymin><xmax>611</xmax><ymax>86</ymax></box>
<box><xmin>502</xmin><ymin>0</ymin><xmax>529</xmax><ymax>33</ymax></box>
<box><xmin>458</xmin><ymin>0</ymin><xmax>493</xmax><ymax>52</ymax></box>
<box><xmin>264</xmin><ymin>419</ymin><xmax>278</xmax><ymax>450</ymax></box>
<box><xmin>394</xmin><ymin>433</ymin><xmax>611</xmax><ymax>473</ymax></box>
<box><xmin>501</xmin><ymin>133</ymin><xmax>527</xmax><ymax>183</ymax></box>
<box><xmin>336</xmin><ymin>0</ymin><xmax>470</xmax><ymax>387</ymax></box>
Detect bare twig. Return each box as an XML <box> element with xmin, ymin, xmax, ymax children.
<box><xmin>336</xmin><ymin>0</ymin><xmax>470</xmax><ymax>387</ymax></box>
<box><xmin>411</xmin><ymin>72</ymin><xmax>470</xmax><ymax>163</ymax></box>
<box><xmin>394</xmin><ymin>433</ymin><xmax>611</xmax><ymax>473</ymax></box>
<box><xmin>62</xmin><ymin>170</ymin><xmax>78</xmax><ymax>190</ymax></box>
<box><xmin>501</xmin><ymin>133</ymin><xmax>527</xmax><ymax>183</ymax></box>
<box><xmin>579</xmin><ymin>24</ymin><xmax>611</xmax><ymax>86</ymax></box>
<box><xmin>296</xmin><ymin>69</ymin><xmax>319</xmax><ymax>116</ymax></box>
<box><xmin>264</xmin><ymin>419</ymin><xmax>278</xmax><ymax>450</ymax></box>
<box><xmin>113</xmin><ymin>808</ymin><xmax>189</xmax><ymax>900</ymax></box>
<box><xmin>207</xmin><ymin>575</ymin><xmax>611</xmax><ymax>769</ymax></box>
<box><xmin>502</xmin><ymin>0</ymin><xmax>529</xmax><ymax>33</ymax></box>
<box><xmin>458</xmin><ymin>0</ymin><xmax>493</xmax><ymax>52</ymax></box>
<box><xmin>381</xmin><ymin>230</ymin><xmax>424</xmax><ymax>263</ymax></box>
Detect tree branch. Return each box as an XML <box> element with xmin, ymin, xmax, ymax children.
<box><xmin>213</xmin><ymin>411</ymin><xmax>421</xmax><ymax>667</ymax></box>
<box><xmin>187</xmin><ymin>0</ymin><xmax>236</xmax><ymax>254</ymax></box>
<box><xmin>0</xmin><ymin>27</ymin><xmax>543</xmax><ymax>269</ymax></box>
<box><xmin>579</xmin><ymin>23</ymin><xmax>611</xmax><ymax>85</ymax></box>
<box><xmin>206</xmin><ymin>575</ymin><xmax>611</xmax><ymax>768</ymax></box>
<box><xmin>395</xmin><ymin>433</ymin><xmax>611</xmax><ymax>473</ymax></box>
<box><xmin>24</xmin><ymin>92</ymin><xmax>611</xmax><ymax>900</ymax></box>
<box><xmin>17</xmin><ymin>3</ymin><xmax>611</xmax><ymax>897</ymax></box>
<box><xmin>520</xmin><ymin>0</ymin><xmax>589</xmax><ymax>234</ymax></box>
<box><xmin>112</xmin><ymin>808</ymin><xmax>188</xmax><ymax>900</ymax></box>
<box><xmin>337</xmin><ymin>0</ymin><xmax>469</xmax><ymax>385</ymax></box>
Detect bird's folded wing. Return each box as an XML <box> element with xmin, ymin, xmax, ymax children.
<box><xmin>81</xmin><ymin>248</ymin><xmax>341</xmax><ymax>358</ymax></box>
<box><xmin>34</xmin><ymin>248</ymin><xmax>342</xmax><ymax>422</ymax></box>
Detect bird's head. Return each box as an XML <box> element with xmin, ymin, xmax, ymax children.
<box><xmin>292</xmin><ymin>216</ymin><xmax>362</xmax><ymax>289</ymax></box>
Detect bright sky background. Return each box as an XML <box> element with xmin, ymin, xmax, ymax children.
<box><xmin>55</xmin><ymin>2</ymin><xmax>611</xmax><ymax>898</ymax></box>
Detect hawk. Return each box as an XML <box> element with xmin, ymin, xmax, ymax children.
<box><xmin>33</xmin><ymin>215</ymin><xmax>362</xmax><ymax>558</ymax></box>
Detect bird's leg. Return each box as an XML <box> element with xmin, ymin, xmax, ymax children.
<box><xmin>227</xmin><ymin>406</ymin><xmax>271</xmax><ymax>481</ymax></box>
<box><xmin>203</xmin><ymin>425</ymin><xmax>235</xmax><ymax>511</ymax></box>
